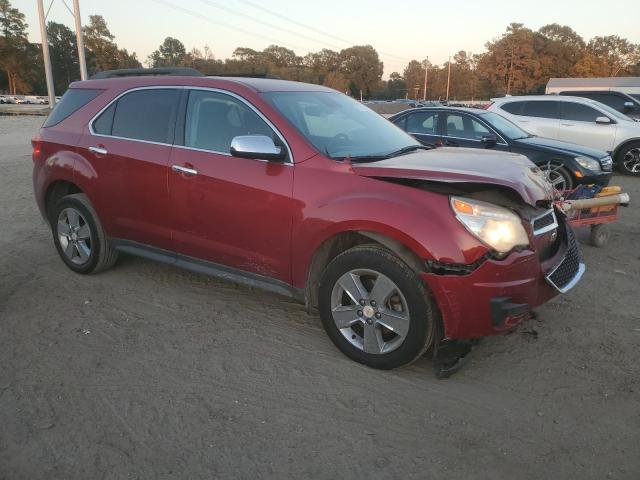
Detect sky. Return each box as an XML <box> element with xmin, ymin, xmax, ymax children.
<box><xmin>14</xmin><ymin>0</ymin><xmax>640</xmax><ymax>77</ymax></box>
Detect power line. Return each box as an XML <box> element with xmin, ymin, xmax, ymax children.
<box><xmin>237</xmin><ymin>0</ymin><xmax>413</xmax><ymax>63</ymax></box>
<box><xmin>149</xmin><ymin>0</ymin><xmax>316</xmax><ymax>55</ymax></box>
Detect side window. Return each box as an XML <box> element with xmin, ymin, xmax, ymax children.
<box><xmin>43</xmin><ymin>88</ymin><xmax>102</xmax><ymax>127</ymax></box>
<box><xmin>184</xmin><ymin>90</ymin><xmax>276</xmax><ymax>154</ymax></box>
<box><xmin>110</xmin><ymin>89</ymin><xmax>180</xmax><ymax>143</ymax></box>
<box><xmin>92</xmin><ymin>102</ymin><xmax>116</xmax><ymax>135</ymax></box>
<box><xmin>445</xmin><ymin>114</ymin><xmax>490</xmax><ymax>140</ymax></box>
<box><xmin>522</xmin><ymin>101</ymin><xmax>559</xmax><ymax>119</ymax></box>
<box><xmin>591</xmin><ymin>94</ymin><xmax>627</xmax><ymax>112</ymax></box>
<box><xmin>406</xmin><ymin>111</ymin><xmax>439</xmax><ymax>135</ymax></box>
<box><xmin>562</xmin><ymin>102</ymin><xmax>602</xmax><ymax>122</ymax></box>
<box><xmin>500</xmin><ymin>101</ymin><xmax>524</xmax><ymax>115</ymax></box>
<box><xmin>392</xmin><ymin>115</ymin><xmax>407</xmax><ymax>130</ymax></box>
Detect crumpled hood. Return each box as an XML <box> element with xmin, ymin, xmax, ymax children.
<box><xmin>352</xmin><ymin>147</ymin><xmax>554</xmax><ymax>206</ymax></box>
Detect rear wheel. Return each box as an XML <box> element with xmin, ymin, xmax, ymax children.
<box><xmin>318</xmin><ymin>245</ymin><xmax>436</xmax><ymax>369</ymax></box>
<box><xmin>616</xmin><ymin>142</ymin><xmax>640</xmax><ymax>176</ymax></box>
<box><xmin>51</xmin><ymin>193</ymin><xmax>118</xmax><ymax>274</ymax></box>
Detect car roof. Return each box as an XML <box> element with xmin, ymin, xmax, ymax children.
<box><xmin>70</xmin><ymin>75</ymin><xmax>336</xmax><ymax>94</ymax></box>
<box><xmin>490</xmin><ymin>95</ymin><xmax>605</xmax><ymax>107</ymax></box>
<box><xmin>390</xmin><ymin>106</ymin><xmax>489</xmax><ymax>118</ymax></box>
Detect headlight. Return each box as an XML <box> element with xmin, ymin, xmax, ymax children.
<box><xmin>450</xmin><ymin>197</ymin><xmax>530</xmax><ymax>255</ymax></box>
<box><xmin>575</xmin><ymin>156</ymin><xmax>601</xmax><ymax>171</ymax></box>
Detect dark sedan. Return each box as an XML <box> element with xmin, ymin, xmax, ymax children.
<box><xmin>389</xmin><ymin>107</ymin><xmax>613</xmax><ymax>190</ymax></box>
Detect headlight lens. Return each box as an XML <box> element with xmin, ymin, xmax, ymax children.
<box><xmin>450</xmin><ymin>197</ymin><xmax>530</xmax><ymax>254</ymax></box>
<box><xmin>575</xmin><ymin>156</ymin><xmax>601</xmax><ymax>171</ymax></box>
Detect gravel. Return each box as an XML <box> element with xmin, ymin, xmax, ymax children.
<box><xmin>1</xmin><ymin>116</ymin><xmax>639</xmax><ymax>479</ymax></box>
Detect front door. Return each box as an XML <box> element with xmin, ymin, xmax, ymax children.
<box><xmin>441</xmin><ymin>112</ymin><xmax>509</xmax><ymax>152</ymax></box>
<box><xmin>168</xmin><ymin>89</ymin><xmax>295</xmax><ymax>283</ymax></box>
<box><xmin>558</xmin><ymin>102</ymin><xmax>617</xmax><ymax>151</ymax></box>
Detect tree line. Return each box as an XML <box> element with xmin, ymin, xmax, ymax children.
<box><xmin>1</xmin><ymin>0</ymin><xmax>639</xmax><ymax>99</ymax></box>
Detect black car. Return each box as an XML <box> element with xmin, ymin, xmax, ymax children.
<box><xmin>389</xmin><ymin>107</ymin><xmax>613</xmax><ymax>190</ymax></box>
<box><xmin>559</xmin><ymin>91</ymin><xmax>640</xmax><ymax>120</ymax></box>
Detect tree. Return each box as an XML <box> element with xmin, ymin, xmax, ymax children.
<box><xmin>338</xmin><ymin>45</ymin><xmax>383</xmax><ymax>98</ymax></box>
<box><xmin>579</xmin><ymin>36</ymin><xmax>640</xmax><ymax>76</ymax></box>
<box><xmin>47</xmin><ymin>21</ymin><xmax>79</xmax><ymax>94</ymax></box>
<box><xmin>83</xmin><ymin>15</ymin><xmax>119</xmax><ymax>73</ymax></box>
<box><xmin>0</xmin><ymin>0</ymin><xmax>30</xmax><ymax>94</ymax></box>
<box><xmin>476</xmin><ymin>23</ymin><xmax>542</xmax><ymax>95</ymax></box>
<box><xmin>148</xmin><ymin>37</ymin><xmax>187</xmax><ymax>67</ymax></box>
<box><xmin>403</xmin><ymin>60</ymin><xmax>425</xmax><ymax>99</ymax></box>
<box><xmin>536</xmin><ymin>24</ymin><xmax>585</xmax><ymax>81</ymax></box>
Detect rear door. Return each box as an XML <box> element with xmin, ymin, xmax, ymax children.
<box><xmin>558</xmin><ymin>101</ymin><xmax>617</xmax><ymax>151</ymax></box>
<box><xmin>78</xmin><ymin>87</ymin><xmax>180</xmax><ymax>250</ymax></box>
<box><xmin>518</xmin><ymin>100</ymin><xmax>560</xmax><ymax>139</ymax></box>
<box><xmin>167</xmin><ymin>88</ymin><xmax>295</xmax><ymax>283</ymax></box>
<box><xmin>395</xmin><ymin>110</ymin><xmax>442</xmax><ymax>146</ymax></box>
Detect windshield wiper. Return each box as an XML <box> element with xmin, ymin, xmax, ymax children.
<box><xmin>338</xmin><ymin>145</ymin><xmax>431</xmax><ymax>163</ymax></box>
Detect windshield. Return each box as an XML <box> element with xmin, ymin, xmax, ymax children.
<box><xmin>480</xmin><ymin>111</ymin><xmax>531</xmax><ymax>140</ymax></box>
<box><xmin>263</xmin><ymin>91</ymin><xmax>420</xmax><ymax>160</ymax></box>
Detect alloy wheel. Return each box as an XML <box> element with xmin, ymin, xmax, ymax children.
<box><xmin>330</xmin><ymin>269</ymin><xmax>410</xmax><ymax>355</ymax></box>
<box><xmin>540</xmin><ymin>163</ymin><xmax>569</xmax><ymax>191</ymax></box>
<box><xmin>623</xmin><ymin>148</ymin><xmax>640</xmax><ymax>174</ymax></box>
<box><xmin>57</xmin><ymin>207</ymin><xmax>92</xmax><ymax>265</ymax></box>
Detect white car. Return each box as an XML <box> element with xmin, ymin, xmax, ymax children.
<box><xmin>488</xmin><ymin>95</ymin><xmax>640</xmax><ymax>175</ymax></box>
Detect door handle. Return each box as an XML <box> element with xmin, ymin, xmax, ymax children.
<box><xmin>171</xmin><ymin>164</ymin><xmax>198</xmax><ymax>176</ymax></box>
<box><xmin>89</xmin><ymin>146</ymin><xmax>108</xmax><ymax>155</ymax></box>
<box><xmin>445</xmin><ymin>140</ymin><xmax>459</xmax><ymax>146</ymax></box>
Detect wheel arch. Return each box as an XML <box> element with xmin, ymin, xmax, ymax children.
<box><xmin>303</xmin><ymin>229</ymin><xmax>425</xmax><ymax>312</ymax></box>
<box><xmin>612</xmin><ymin>137</ymin><xmax>640</xmax><ymax>161</ymax></box>
<box><xmin>44</xmin><ymin>180</ymin><xmax>84</xmax><ymax>225</ymax></box>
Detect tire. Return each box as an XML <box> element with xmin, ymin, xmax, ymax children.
<box><xmin>539</xmin><ymin>162</ymin><xmax>573</xmax><ymax>191</ymax></box>
<box><xmin>318</xmin><ymin>245</ymin><xmax>437</xmax><ymax>369</ymax></box>
<box><xmin>51</xmin><ymin>193</ymin><xmax>118</xmax><ymax>274</ymax></box>
<box><xmin>590</xmin><ymin>224</ymin><xmax>610</xmax><ymax>248</ymax></box>
<box><xmin>616</xmin><ymin>141</ymin><xmax>640</xmax><ymax>176</ymax></box>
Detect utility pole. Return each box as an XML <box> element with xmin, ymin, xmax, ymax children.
<box><xmin>73</xmin><ymin>0</ymin><xmax>88</xmax><ymax>80</ymax></box>
<box><xmin>37</xmin><ymin>0</ymin><xmax>56</xmax><ymax>106</ymax></box>
<box><xmin>446</xmin><ymin>56</ymin><xmax>451</xmax><ymax>102</ymax></box>
<box><xmin>422</xmin><ymin>58</ymin><xmax>428</xmax><ymax>101</ymax></box>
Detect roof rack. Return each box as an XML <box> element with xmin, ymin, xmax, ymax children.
<box><xmin>90</xmin><ymin>67</ymin><xmax>204</xmax><ymax>80</ymax></box>
<box><xmin>208</xmin><ymin>73</ymin><xmax>281</xmax><ymax>79</ymax></box>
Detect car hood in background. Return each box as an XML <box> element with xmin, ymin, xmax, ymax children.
<box><xmin>515</xmin><ymin>136</ymin><xmax>608</xmax><ymax>159</ymax></box>
<box><xmin>352</xmin><ymin>147</ymin><xmax>554</xmax><ymax>206</ymax></box>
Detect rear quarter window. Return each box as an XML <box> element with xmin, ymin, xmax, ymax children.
<box><xmin>499</xmin><ymin>101</ymin><xmax>524</xmax><ymax>115</ymax></box>
<box><xmin>43</xmin><ymin>88</ymin><xmax>102</xmax><ymax>127</ymax></box>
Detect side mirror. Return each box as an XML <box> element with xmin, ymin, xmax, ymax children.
<box><xmin>623</xmin><ymin>101</ymin><xmax>635</xmax><ymax>111</ymax></box>
<box><xmin>230</xmin><ymin>135</ymin><xmax>286</xmax><ymax>162</ymax></box>
<box><xmin>480</xmin><ymin>133</ymin><xmax>497</xmax><ymax>147</ymax></box>
<box><xmin>595</xmin><ymin>116</ymin><xmax>611</xmax><ymax>125</ymax></box>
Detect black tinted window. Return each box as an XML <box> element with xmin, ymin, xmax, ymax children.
<box><xmin>111</xmin><ymin>89</ymin><xmax>180</xmax><ymax>143</ymax></box>
<box><xmin>588</xmin><ymin>93</ymin><xmax>629</xmax><ymax>111</ymax></box>
<box><xmin>184</xmin><ymin>90</ymin><xmax>274</xmax><ymax>153</ymax></box>
<box><xmin>43</xmin><ymin>88</ymin><xmax>102</xmax><ymax>127</ymax></box>
<box><xmin>500</xmin><ymin>101</ymin><xmax>524</xmax><ymax>115</ymax></box>
<box><xmin>562</xmin><ymin>102</ymin><xmax>601</xmax><ymax>122</ymax></box>
<box><xmin>522</xmin><ymin>101</ymin><xmax>559</xmax><ymax>119</ymax></box>
<box><xmin>445</xmin><ymin>114</ymin><xmax>490</xmax><ymax>140</ymax></box>
<box><xmin>406</xmin><ymin>111</ymin><xmax>439</xmax><ymax>135</ymax></box>
<box><xmin>92</xmin><ymin>102</ymin><xmax>116</xmax><ymax>135</ymax></box>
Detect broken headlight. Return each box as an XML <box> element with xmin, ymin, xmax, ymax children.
<box><xmin>450</xmin><ymin>197</ymin><xmax>530</xmax><ymax>255</ymax></box>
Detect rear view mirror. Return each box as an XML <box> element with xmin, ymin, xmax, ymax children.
<box><xmin>595</xmin><ymin>116</ymin><xmax>611</xmax><ymax>125</ymax></box>
<box><xmin>230</xmin><ymin>135</ymin><xmax>286</xmax><ymax>162</ymax></box>
<box><xmin>480</xmin><ymin>133</ymin><xmax>497</xmax><ymax>147</ymax></box>
<box><xmin>623</xmin><ymin>101</ymin><xmax>635</xmax><ymax>111</ymax></box>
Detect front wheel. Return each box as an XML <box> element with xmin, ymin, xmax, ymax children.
<box><xmin>616</xmin><ymin>142</ymin><xmax>640</xmax><ymax>176</ymax></box>
<box><xmin>539</xmin><ymin>162</ymin><xmax>573</xmax><ymax>191</ymax></box>
<box><xmin>318</xmin><ymin>246</ymin><xmax>437</xmax><ymax>369</ymax></box>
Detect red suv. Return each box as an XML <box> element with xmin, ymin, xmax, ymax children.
<box><xmin>32</xmin><ymin>68</ymin><xmax>584</xmax><ymax>370</ymax></box>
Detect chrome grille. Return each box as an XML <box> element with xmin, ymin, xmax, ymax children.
<box><xmin>545</xmin><ymin>226</ymin><xmax>584</xmax><ymax>293</ymax></box>
<box><xmin>532</xmin><ymin>209</ymin><xmax>558</xmax><ymax>236</ymax></box>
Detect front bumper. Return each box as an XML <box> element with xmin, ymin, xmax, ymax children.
<box><xmin>422</xmin><ymin>223</ymin><xmax>584</xmax><ymax>339</ymax></box>
<box><xmin>578</xmin><ymin>170</ymin><xmax>612</xmax><ymax>187</ymax></box>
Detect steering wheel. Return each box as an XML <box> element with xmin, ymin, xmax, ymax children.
<box><xmin>325</xmin><ymin>133</ymin><xmax>351</xmax><ymax>154</ymax></box>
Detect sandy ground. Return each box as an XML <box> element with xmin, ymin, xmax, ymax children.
<box><xmin>1</xmin><ymin>116</ymin><xmax>639</xmax><ymax>479</ymax></box>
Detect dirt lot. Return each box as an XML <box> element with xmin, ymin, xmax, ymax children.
<box><xmin>1</xmin><ymin>115</ymin><xmax>639</xmax><ymax>479</ymax></box>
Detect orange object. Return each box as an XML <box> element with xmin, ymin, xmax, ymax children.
<box><xmin>591</xmin><ymin>186</ymin><xmax>622</xmax><ymax>214</ymax></box>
